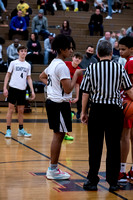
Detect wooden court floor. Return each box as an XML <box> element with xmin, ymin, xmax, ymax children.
<box><xmin>0</xmin><ymin>107</ymin><xmax>133</xmax><ymax>200</ymax></box>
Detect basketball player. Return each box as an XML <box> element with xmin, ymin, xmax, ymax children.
<box><xmin>3</xmin><ymin>45</ymin><xmax>35</xmax><ymax>138</ymax></box>
<box><xmin>118</xmin><ymin>36</ymin><xmax>133</xmax><ymax>183</ymax></box>
<box><xmin>80</xmin><ymin>40</ymin><xmax>133</xmax><ymax>192</ymax></box>
<box><xmin>39</xmin><ymin>34</ymin><xmax>84</xmax><ymax>180</ymax></box>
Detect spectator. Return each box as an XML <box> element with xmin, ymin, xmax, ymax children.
<box><xmin>112</xmin><ymin>40</ymin><xmax>120</xmax><ymax>62</ymax></box>
<box><xmin>32</xmin><ymin>9</ymin><xmax>49</xmax><ymax>40</ymax></box>
<box><xmin>60</xmin><ymin>0</ymin><xmax>78</xmax><ymax>12</ymax></box>
<box><xmin>96</xmin><ymin>31</ymin><xmax>116</xmax><ymax>54</ymax></box>
<box><xmin>0</xmin><ymin>0</ymin><xmax>7</xmax><ymax>20</ymax></box>
<box><xmin>76</xmin><ymin>45</ymin><xmax>98</xmax><ymax>119</ymax></box>
<box><xmin>7</xmin><ymin>38</ymin><xmax>21</xmax><ymax>66</ymax></box>
<box><xmin>17</xmin><ymin>0</ymin><xmax>32</xmax><ymax>26</ymax></box>
<box><xmin>9</xmin><ymin>10</ymin><xmax>29</xmax><ymax>40</ymax></box>
<box><xmin>77</xmin><ymin>0</ymin><xmax>89</xmax><ymax>11</ymax></box>
<box><xmin>94</xmin><ymin>0</ymin><xmax>107</xmax><ymax>12</ymax></box>
<box><xmin>118</xmin><ymin>28</ymin><xmax>126</xmax><ymax>41</ymax></box>
<box><xmin>126</xmin><ymin>26</ymin><xmax>133</xmax><ymax>37</ymax></box>
<box><xmin>88</xmin><ymin>7</ymin><xmax>103</xmax><ymax>36</ymax></box>
<box><xmin>44</xmin><ymin>33</ymin><xmax>56</xmax><ymax>65</ymax></box>
<box><xmin>105</xmin><ymin>0</ymin><xmax>113</xmax><ymax>19</ymax></box>
<box><xmin>60</xmin><ymin>20</ymin><xmax>72</xmax><ymax>36</ymax></box>
<box><xmin>26</xmin><ymin>33</ymin><xmax>44</xmax><ymax>64</ymax></box>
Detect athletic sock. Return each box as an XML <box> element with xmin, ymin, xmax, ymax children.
<box><xmin>50</xmin><ymin>163</ymin><xmax>58</xmax><ymax>170</ymax></box>
<box><xmin>7</xmin><ymin>126</ymin><xmax>11</xmax><ymax>130</ymax></box>
<box><xmin>19</xmin><ymin>125</ymin><xmax>23</xmax><ymax>130</ymax></box>
<box><xmin>120</xmin><ymin>163</ymin><xmax>126</xmax><ymax>173</ymax></box>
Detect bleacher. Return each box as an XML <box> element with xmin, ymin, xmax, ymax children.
<box><xmin>0</xmin><ymin>0</ymin><xmax>133</xmax><ymax>107</ymax></box>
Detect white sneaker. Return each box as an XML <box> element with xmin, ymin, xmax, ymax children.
<box><xmin>105</xmin><ymin>16</ymin><xmax>112</xmax><ymax>19</ymax></box>
<box><xmin>46</xmin><ymin>167</ymin><xmax>70</xmax><ymax>180</ymax></box>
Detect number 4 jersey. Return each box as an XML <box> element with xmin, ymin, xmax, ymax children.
<box><xmin>8</xmin><ymin>59</ymin><xmax>31</xmax><ymax>90</ymax></box>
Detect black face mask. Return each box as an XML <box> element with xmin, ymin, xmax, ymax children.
<box><xmin>20</xmin><ymin>0</ymin><xmax>24</xmax><ymax>3</ymax></box>
<box><xmin>86</xmin><ymin>52</ymin><xmax>93</xmax><ymax>58</ymax></box>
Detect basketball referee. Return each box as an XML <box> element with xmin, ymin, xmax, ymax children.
<box><xmin>80</xmin><ymin>40</ymin><xmax>133</xmax><ymax>192</ymax></box>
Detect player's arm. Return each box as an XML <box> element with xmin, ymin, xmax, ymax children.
<box><xmin>126</xmin><ymin>87</ymin><xmax>133</xmax><ymax>100</ymax></box>
<box><xmin>71</xmin><ymin>83</ymin><xmax>79</xmax><ymax>103</ymax></box>
<box><xmin>61</xmin><ymin>69</ymin><xmax>85</xmax><ymax>94</ymax></box>
<box><xmin>3</xmin><ymin>72</ymin><xmax>11</xmax><ymax>97</ymax></box>
<box><xmin>27</xmin><ymin>76</ymin><xmax>35</xmax><ymax>100</ymax></box>
<box><xmin>39</xmin><ymin>71</ymin><xmax>48</xmax><ymax>85</ymax></box>
<box><xmin>81</xmin><ymin>92</ymin><xmax>89</xmax><ymax>124</ymax></box>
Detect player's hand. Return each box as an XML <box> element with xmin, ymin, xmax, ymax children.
<box><xmin>3</xmin><ymin>88</ymin><xmax>8</xmax><ymax>97</ymax></box>
<box><xmin>30</xmin><ymin>92</ymin><xmax>35</xmax><ymax>100</ymax></box>
<box><xmin>71</xmin><ymin>98</ymin><xmax>78</xmax><ymax>104</ymax></box>
<box><xmin>81</xmin><ymin>113</ymin><xmax>88</xmax><ymax>124</ymax></box>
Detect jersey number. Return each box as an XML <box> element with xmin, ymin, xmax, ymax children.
<box><xmin>20</xmin><ymin>73</ymin><xmax>23</xmax><ymax>78</ymax></box>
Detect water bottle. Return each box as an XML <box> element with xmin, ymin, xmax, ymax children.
<box><xmin>26</xmin><ymin>90</ymin><xmax>29</xmax><ymax>99</ymax></box>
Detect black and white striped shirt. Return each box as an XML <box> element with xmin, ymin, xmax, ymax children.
<box><xmin>80</xmin><ymin>60</ymin><xmax>132</xmax><ymax>107</ymax></box>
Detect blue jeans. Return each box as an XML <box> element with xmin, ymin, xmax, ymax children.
<box><xmin>108</xmin><ymin>0</ymin><xmax>112</xmax><ymax>17</ymax></box>
<box><xmin>44</xmin><ymin>50</ymin><xmax>49</xmax><ymax>65</ymax></box>
<box><xmin>89</xmin><ymin>24</ymin><xmax>104</xmax><ymax>36</ymax></box>
<box><xmin>34</xmin><ymin>29</ymin><xmax>50</xmax><ymax>40</ymax></box>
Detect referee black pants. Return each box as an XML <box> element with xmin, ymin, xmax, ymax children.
<box><xmin>87</xmin><ymin>103</ymin><xmax>124</xmax><ymax>185</ymax></box>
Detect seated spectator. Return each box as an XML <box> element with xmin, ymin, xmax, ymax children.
<box><xmin>96</xmin><ymin>31</ymin><xmax>116</xmax><ymax>54</ymax></box>
<box><xmin>17</xmin><ymin>0</ymin><xmax>32</xmax><ymax>26</ymax></box>
<box><xmin>60</xmin><ymin>0</ymin><xmax>78</xmax><ymax>12</ymax></box>
<box><xmin>60</xmin><ymin>20</ymin><xmax>72</xmax><ymax>36</ymax></box>
<box><xmin>44</xmin><ymin>33</ymin><xmax>56</xmax><ymax>65</ymax></box>
<box><xmin>77</xmin><ymin>0</ymin><xmax>89</xmax><ymax>11</ymax></box>
<box><xmin>0</xmin><ymin>0</ymin><xmax>7</xmax><ymax>20</ymax></box>
<box><xmin>88</xmin><ymin>7</ymin><xmax>103</xmax><ymax>36</ymax></box>
<box><xmin>112</xmin><ymin>0</ymin><xmax>124</xmax><ymax>13</ymax></box>
<box><xmin>9</xmin><ymin>10</ymin><xmax>29</xmax><ymax>40</ymax></box>
<box><xmin>7</xmin><ymin>38</ymin><xmax>21</xmax><ymax>66</ymax></box>
<box><xmin>117</xmin><ymin>27</ymin><xmax>126</xmax><ymax>41</ymax></box>
<box><xmin>32</xmin><ymin>9</ymin><xmax>49</xmax><ymax>40</ymax></box>
<box><xmin>112</xmin><ymin>40</ymin><xmax>120</xmax><ymax>62</ymax></box>
<box><xmin>126</xmin><ymin>25</ymin><xmax>133</xmax><ymax>37</ymax></box>
<box><xmin>94</xmin><ymin>0</ymin><xmax>107</xmax><ymax>12</ymax></box>
<box><xmin>26</xmin><ymin>33</ymin><xmax>44</xmax><ymax>64</ymax></box>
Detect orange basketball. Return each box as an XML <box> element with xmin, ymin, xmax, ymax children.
<box><xmin>123</xmin><ymin>100</ymin><xmax>133</xmax><ymax>120</ymax></box>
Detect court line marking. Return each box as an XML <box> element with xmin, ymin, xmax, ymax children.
<box><xmin>0</xmin><ymin>131</ymin><xmax>128</xmax><ymax>200</ymax></box>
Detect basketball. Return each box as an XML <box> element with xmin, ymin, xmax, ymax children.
<box><xmin>123</xmin><ymin>100</ymin><xmax>133</xmax><ymax>120</ymax></box>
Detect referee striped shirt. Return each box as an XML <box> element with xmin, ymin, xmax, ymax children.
<box><xmin>80</xmin><ymin>59</ymin><xmax>132</xmax><ymax>107</ymax></box>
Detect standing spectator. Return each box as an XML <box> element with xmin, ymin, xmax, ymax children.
<box><xmin>105</xmin><ymin>0</ymin><xmax>113</xmax><ymax>19</ymax></box>
<box><xmin>60</xmin><ymin>0</ymin><xmax>78</xmax><ymax>12</ymax></box>
<box><xmin>9</xmin><ymin>10</ymin><xmax>29</xmax><ymax>40</ymax></box>
<box><xmin>118</xmin><ymin>36</ymin><xmax>133</xmax><ymax>183</ymax></box>
<box><xmin>44</xmin><ymin>33</ymin><xmax>56</xmax><ymax>65</ymax></box>
<box><xmin>7</xmin><ymin>38</ymin><xmax>21</xmax><ymax>66</ymax></box>
<box><xmin>0</xmin><ymin>0</ymin><xmax>7</xmax><ymax>20</ymax></box>
<box><xmin>39</xmin><ymin>34</ymin><xmax>84</xmax><ymax>180</ymax></box>
<box><xmin>88</xmin><ymin>7</ymin><xmax>103</xmax><ymax>36</ymax></box>
<box><xmin>96</xmin><ymin>31</ymin><xmax>116</xmax><ymax>54</ymax></box>
<box><xmin>60</xmin><ymin>20</ymin><xmax>72</xmax><ymax>36</ymax></box>
<box><xmin>17</xmin><ymin>0</ymin><xmax>32</xmax><ymax>26</ymax></box>
<box><xmin>3</xmin><ymin>45</ymin><xmax>35</xmax><ymax>138</ymax></box>
<box><xmin>80</xmin><ymin>40</ymin><xmax>133</xmax><ymax>192</ymax></box>
<box><xmin>126</xmin><ymin>26</ymin><xmax>133</xmax><ymax>37</ymax></box>
<box><xmin>26</xmin><ymin>33</ymin><xmax>44</xmax><ymax>64</ymax></box>
<box><xmin>32</xmin><ymin>9</ymin><xmax>49</xmax><ymax>40</ymax></box>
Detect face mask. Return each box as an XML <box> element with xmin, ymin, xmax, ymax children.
<box><xmin>20</xmin><ymin>1</ymin><xmax>24</xmax><ymax>3</ymax></box>
<box><xmin>86</xmin><ymin>52</ymin><xmax>93</xmax><ymax>58</ymax></box>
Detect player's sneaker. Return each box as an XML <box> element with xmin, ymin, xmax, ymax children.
<box><xmin>17</xmin><ymin>129</ymin><xmax>31</xmax><ymax>137</ymax></box>
<box><xmin>64</xmin><ymin>133</ymin><xmax>74</xmax><ymax>140</ymax></box>
<box><xmin>127</xmin><ymin>168</ymin><xmax>133</xmax><ymax>180</ymax></box>
<box><xmin>118</xmin><ymin>172</ymin><xmax>127</xmax><ymax>182</ymax></box>
<box><xmin>5</xmin><ymin>129</ymin><xmax>12</xmax><ymax>138</ymax></box>
<box><xmin>46</xmin><ymin>167</ymin><xmax>70</xmax><ymax>180</ymax></box>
